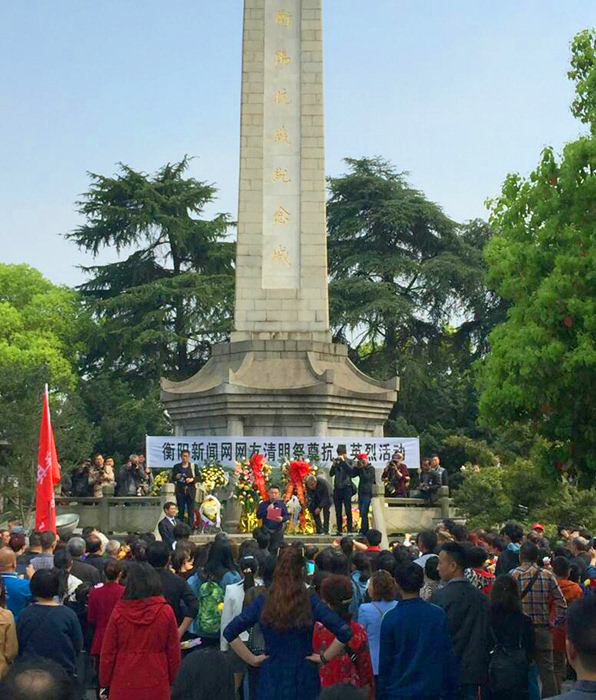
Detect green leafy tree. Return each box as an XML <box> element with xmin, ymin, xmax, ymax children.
<box><xmin>0</xmin><ymin>264</ymin><xmax>95</xmax><ymax>521</ymax></box>
<box><xmin>327</xmin><ymin>158</ymin><xmax>498</xmax><ymax>444</ymax></box>
<box><xmin>479</xmin><ymin>30</ymin><xmax>596</xmax><ymax>477</ymax></box>
<box><xmin>67</xmin><ymin>157</ymin><xmax>235</xmax><ymax>389</ymax></box>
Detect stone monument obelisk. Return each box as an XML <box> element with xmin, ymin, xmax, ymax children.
<box><xmin>161</xmin><ymin>0</ymin><xmax>399</xmax><ymax>436</ymax></box>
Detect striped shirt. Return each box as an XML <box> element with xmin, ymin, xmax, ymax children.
<box><xmin>510</xmin><ymin>563</ymin><xmax>567</xmax><ymax>627</ymax></box>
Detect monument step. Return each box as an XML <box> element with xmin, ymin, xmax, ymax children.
<box><xmin>190</xmin><ymin>533</ymin><xmax>339</xmax><ymax>547</ymax></box>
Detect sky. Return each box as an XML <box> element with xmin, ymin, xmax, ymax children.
<box><xmin>1</xmin><ymin>1</ymin><xmax>594</xmax><ymax>287</ymax></box>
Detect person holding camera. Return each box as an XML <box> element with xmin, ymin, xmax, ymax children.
<box><xmin>330</xmin><ymin>446</ymin><xmax>355</xmax><ymax>535</ymax></box>
<box><xmin>89</xmin><ymin>454</ymin><xmax>116</xmax><ymax>498</ymax></box>
<box><xmin>72</xmin><ymin>461</ymin><xmax>93</xmax><ymax>498</ymax></box>
<box><xmin>117</xmin><ymin>455</ymin><xmax>145</xmax><ymax>497</ymax></box>
<box><xmin>171</xmin><ymin>450</ymin><xmax>197</xmax><ymax>526</ymax></box>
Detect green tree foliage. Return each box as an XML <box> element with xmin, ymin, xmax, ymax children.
<box><xmin>67</xmin><ymin>157</ymin><xmax>235</xmax><ymax>388</ymax></box>
<box><xmin>66</xmin><ymin>158</ymin><xmax>235</xmax><ymax>458</ymax></box>
<box><xmin>0</xmin><ymin>264</ymin><xmax>95</xmax><ymax>520</ymax></box>
<box><xmin>454</xmin><ymin>459</ymin><xmax>557</xmax><ymax>530</ymax></box>
<box><xmin>479</xmin><ymin>30</ymin><xmax>596</xmax><ymax>477</ymax></box>
<box><xmin>327</xmin><ymin>157</ymin><xmax>500</xmax><ymax>454</ymax></box>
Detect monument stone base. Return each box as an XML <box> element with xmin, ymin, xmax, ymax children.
<box><xmin>161</xmin><ymin>339</ymin><xmax>399</xmax><ymax>437</ymax></box>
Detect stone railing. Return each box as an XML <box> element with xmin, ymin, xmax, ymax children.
<box><xmin>56</xmin><ymin>483</ymin><xmax>176</xmax><ymax>536</ymax></box>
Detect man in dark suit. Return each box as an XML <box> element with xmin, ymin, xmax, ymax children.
<box><xmin>84</xmin><ymin>536</ymin><xmax>106</xmax><ymax>574</ymax></box>
<box><xmin>158</xmin><ymin>502</ymin><xmax>181</xmax><ymax>548</ymax></box>
<box><xmin>67</xmin><ymin>537</ymin><xmax>101</xmax><ymax>585</ymax></box>
<box><xmin>171</xmin><ymin>450</ymin><xmax>197</xmax><ymax>526</ymax></box>
<box><xmin>146</xmin><ymin>542</ymin><xmax>198</xmax><ymax>639</ymax></box>
<box><xmin>430</xmin><ymin>541</ymin><xmax>491</xmax><ymax>700</ymax></box>
<box><xmin>305</xmin><ymin>475</ymin><xmax>332</xmax><ymax>534</ymax></box>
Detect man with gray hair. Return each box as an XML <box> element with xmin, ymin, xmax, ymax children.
<box><xmin>570</xmin><ymin>536</ymin><xmax>591</xmax><ymax>581</ymax></box>
<box><xmin>105</xmin><ymin>540</ymin><xmax>121</xmax><ymax>559</ymax></box>
<box><xmin>305</xmin><ymin>473</ymin><xmax>332</xmax><ymax>534</ymax></box>
<box><xmin>67</xmin><ymin>537</ymin><xmax>100</xmax><ymax>585</ymax></box>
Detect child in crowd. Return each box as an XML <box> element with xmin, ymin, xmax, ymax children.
<box><xmin>313</xmin><ymin>575</ymin><xmax>374</xmax><ymax>700</ymax></box>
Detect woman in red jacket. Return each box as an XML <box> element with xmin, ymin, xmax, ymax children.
<box><xmin>99</xmin><ymin>562</ymin><xmax>181</xmax><ymax>700</ymax></box>
<box><xmin>88</xmin><ymin>559</ymin><xmax>125</xmax><ymax>658</ymax></box>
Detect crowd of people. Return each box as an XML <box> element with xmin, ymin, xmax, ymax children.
<box><xmin>65</xmin><ymin>454</ymin><xmax>153</xmax><ymax>499</ymax></box>
<box><xmin>0</xmin><ymin>514</ymin><xmax>594</xmax><ymax>700</ymax></box>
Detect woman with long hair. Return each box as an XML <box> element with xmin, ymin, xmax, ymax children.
<box><xmin>52</xmin><ymin>549</ymin><xmax>83</xmax><ymax>606</ymax></box>
<box><xmin>220</xmin><ymin>555</ymin><xmax>262</xmax><ymax>691</ymax></box>
<box><xmin>99</xmin><ymin>562</ymin><xmax>181</xmax><ymax>700</ymax></box>
<box><xmin>313</xmin><ymin>574</ymin><xmax>374</xmax><ymax>700</ymax></box>
<box><xmin>206</xmin><ymin>540</ymin><xmax>241</xmax><ymax>593</ymax></box>
<box><xmin>488</xmin><ymin>574</ymin><xmax>534</xmax><ymax>700</ymax></box>
<box><xmin>223</xmin><ymin>547</ymin><xmax>352</xmax><ymax>700</ymax></box>
<box><xmin>0</xmin><ymin>576</ymin><xmax>17</xmax><ymax>677</ymax></box>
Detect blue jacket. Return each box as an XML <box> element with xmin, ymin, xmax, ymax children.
<box><xmin>0</xmin><ymin>573</ymin><xmax>32</xmax><ymax>621</ymax></box>
<box><xmin>549</xmin><ymin>680</ymin><xmax>596</xmax><ymax>698</ymax></box>
<box><xmin>256</xmin><ymin>500</ymin><xmax>289</xmax><ymax>532</ymax></box>
<box><xmin>379</xmin><ymin>598</ymin><xmax>457</xmax><ymax>700</ymax></box>
<box><xmin>358</xmin><ymin>599</ymin><xmax>397</xmax><ymax>675</ymax></box>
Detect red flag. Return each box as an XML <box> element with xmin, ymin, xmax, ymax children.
<box><xmin>35</xmin><ymin>385</ymin><xmax>61</xmax><ymax>534</ymax></box>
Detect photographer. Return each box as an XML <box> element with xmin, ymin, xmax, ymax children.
<box><xmin>72</xmin><ymin>461</ymin><xmax>92</xmax><ymax>497</ymax></box>
<box><xmin>89</xmin><ymin>454</ymin><xmax>116</xmax><ymax>498</ymax></box>
<box><xmin>330</xmin><ymin>445</ymin><xmax>355</xmax><ymax>535</ymax></box>
<box><xmin>171</xmin><ymin>450</ymin><xmax>197</xmax><ymax>526</ymax></box>
<box><xmin>418</xmin><ymin>459</ymin><xmax>441</xmax><ymax>505</ymax></box>
<box><xmin>136</xmin><ymin>454</ymin><xmax>153</xmax><ymax>497</ymax></box>
<box><xmin>117</xmin><ymin>455</ymin><xmax>145</xmax><ymax>497</ymax></box>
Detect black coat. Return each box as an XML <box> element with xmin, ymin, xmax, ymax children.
<box><xmin>71</xmin><ymin>557</ymin><xmax>101</xmax><ymax>586</ymax></box>
<box><xmin>85</xmin><ymin>554</ymin><xmax>105</xmax><ymax>575</ymax></box>
<box><xmin>430</xmin><ymin>580</ymin><xmax>491</xmax><ymax>687</ymax></box>
<box><xmin>330</xmin><ymin>458</ymin><xmax>354</xmax><ymax>491</ymax></box>
<box><xmin>495</xmin><ymin>547</ymin><xmax>520</xmax><ymax>576</ymax></box>
<box><xmin>570</xmin><ymin>552</ymin><xmax>591</xmax><ymax>580</ymax></box>
<box><xmin>306</xmin><ymin>478</ymin><xmax>332</xmax><ymax>510</ymax></box>
<box><xmin>172</xmin><ymin>463</ymin><xmax>197</xmax><ymax>495</ymax></box>
<box><xmin>353</xmin><ymin>464</ymin><xmax>376</xmax><ymax>496</ymax></box>
<box><xmin>156</xmin><ymin>568</ymin><xmax>199</xmax><ymax>625</ymax></box>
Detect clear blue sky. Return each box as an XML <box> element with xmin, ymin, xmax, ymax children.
<box><xmin>1</xmin><ymin>1</ymin><xmax>594</xmax><ymax>286</ymax></box>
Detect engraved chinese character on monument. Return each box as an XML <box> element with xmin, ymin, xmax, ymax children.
<box><xmin>275</xmin><ymin>50</ymin><xmax>291</xmax><ymax>67</ymax></box>
<box><xmin>276</xmin><ymin>11</ymin><xmax>292</xmax><ymax>28</ymax></box>
<box><xmin>274</xmin><ymin>168</ymin><xmax>291</xmax><ymax>184</ymax></box>
<box><xmin>274</xmin><ymin>89</ymin><xmax>291</xmax><ymax>105</ymax></box>
<box><xmin>273</xmin><ymin>206</ymin><xmax>290</xmax><ymax>225</ymax></box>
<box><xmin>272</xmin><ymin>245</ymin><xmax>291</xmax><ymax>266</ymax></box>
<box><xmin>273</xmin><ymin>126</ymin><xmax>291</xmax><ymax>145</ymax></box>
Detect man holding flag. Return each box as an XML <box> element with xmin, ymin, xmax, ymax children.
<box><xmin>36</xmin><ymin>385</ymin><xmax>61</xmax><ymax>534</ymax></box>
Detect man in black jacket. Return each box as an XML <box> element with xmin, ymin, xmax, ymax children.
<box><xmin>146</xmin><ymin>542</ymin><xmax>198</xmax><ymax>639</ymax></box>
<box><xmin>158</xmin><ymin>502</ymin><xmax>182</xmax><ymax>548</ymax></box>
<box><xmin>84</xmin><ymin>536</ymin><xmax>106</xmax><ymax>575</ymax></box>
<box><xmin>353</xmin><ymin>452</ymin><xmax>376</xmax><ymax>536</ymax></box>
<box><xmin>430</xmin><ymin>541</ymin><xmax>491</xmax><ymax>700</ymax></box>
<box><xmin>305</xmin><ymin>475</ymin><xmax>332</xmax><ymax>534</ymax></box>
<box><xmin>67</xmin><ymin>538</ymin><xmax>101</xmax><ymax>586</ymax></box>
<box><xmin>171</xmin><ymin>450</ymin><xmax>197</xmax><ymax>526</ymax></box>
<box><xmin>330</xmin><ymin>446</ymin><xmax>355</xmax><ymax>535</ymax></box>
